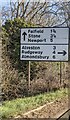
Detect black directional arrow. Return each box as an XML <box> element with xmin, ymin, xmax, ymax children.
<box><xmin>58</xmin><ymin>50</ymin><xmax>67</xmax><ymax>56</ymax></box>
<box><xmin>22</xmin><ymin>32</ymin><xmax>27</xmax><ymax>41</ymax></box>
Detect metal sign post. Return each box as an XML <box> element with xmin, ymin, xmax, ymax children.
<box><xmin>60</xmin><ymin>62</ymin><xmax>62</xmax><ymax>87</ymax></box>
<box><xmin>28</xmin><ymin>61</ymin><xmax>30</xmax><ymax>94</ymax></box>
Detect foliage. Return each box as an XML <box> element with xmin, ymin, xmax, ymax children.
<box><xmin>0</xmin><ymin>88</ymin><xmax>68</xmax><ymax>119</ymax></box>
<box><xmin>2</xmin><ymin>1</ymin><xmax>70</xmax><ymax>27</ymax></box>
<box><xmin>3</xmin><ymin>18</ymin><xmax>27</xmax><ymax>67</ymax></box>
<box><xmin>2</xmin><ymin>18</ymin><xmax>35</xmax><ymax>100</ymax></box>
<box><xmin>2</xmin><ymin>18</ymin><xmax>37</xmax><ymax>80</ymax></box>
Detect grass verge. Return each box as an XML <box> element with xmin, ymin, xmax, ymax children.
<box><xmin>0</xmin><ymin>88</ymin><xmax>68</xmax><ymax>119</ymax></box>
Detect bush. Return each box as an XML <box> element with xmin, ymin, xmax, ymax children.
<box><xmin>2</xmin><ymin>18</ymin><xmax>36</xmax><ymax>100</ymax></box>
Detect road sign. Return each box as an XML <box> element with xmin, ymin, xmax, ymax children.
<box><xmin>20</xmin><ymin>27</ymin><xmax>69</xmax><ymax>61</ymax></box>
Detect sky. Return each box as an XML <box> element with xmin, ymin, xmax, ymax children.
<box><xmin>0</xmin><ymin>0</ymin><xmax>18</xmax><ymax>9</ymax></box>
<box><xmin>0</xmin><ymin>0</ymin><xmax>70</xmax><ymax>9</ymax></box>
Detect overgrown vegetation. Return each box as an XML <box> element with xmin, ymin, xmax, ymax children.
<box><xmin>0</xmin><ymin>88</ymin><xmax>68</xmax><ymax>119</ymax></box>
<box><xmin>2</xmin><ymin>18</ymin><xmax>40</xmax><ymax>100</ymax></box>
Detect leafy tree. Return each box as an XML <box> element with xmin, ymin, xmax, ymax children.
<box><xmin>3</xmin><ymin>18</ymin><xmax>38</xmax><ymax>80</ymax></box>
<box><xmin>2</xmin><ymin>1</ymin><xmax>70</xmax><ymax>27</ymax></box>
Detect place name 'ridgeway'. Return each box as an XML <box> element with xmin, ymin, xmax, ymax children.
<box><xmin>22</xmin><ymin>50</ymin><xmax>43</xmax><ymax>55</ymax></box>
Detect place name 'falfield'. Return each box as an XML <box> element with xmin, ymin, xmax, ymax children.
<box><xmin>28</xmin><ymin>29</ymin><xmax>44</xmax><ymax>33</ymax></box>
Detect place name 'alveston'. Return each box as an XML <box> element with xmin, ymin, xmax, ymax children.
<box><xmin>22</xmin><ymin>46</ymin><xmax>40</xmax><ymax>50</ymax></box>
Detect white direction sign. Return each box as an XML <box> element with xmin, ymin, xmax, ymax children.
<box><xmin>20</xmin><ymin>27</ymin><xmax>69</xmax><ymax>61</ymax></box>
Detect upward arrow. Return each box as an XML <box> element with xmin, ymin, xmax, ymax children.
<box><xmin>22</xmin><ymin>32</ymin><xmax>27</xmax><ymax>41</ymax></box>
